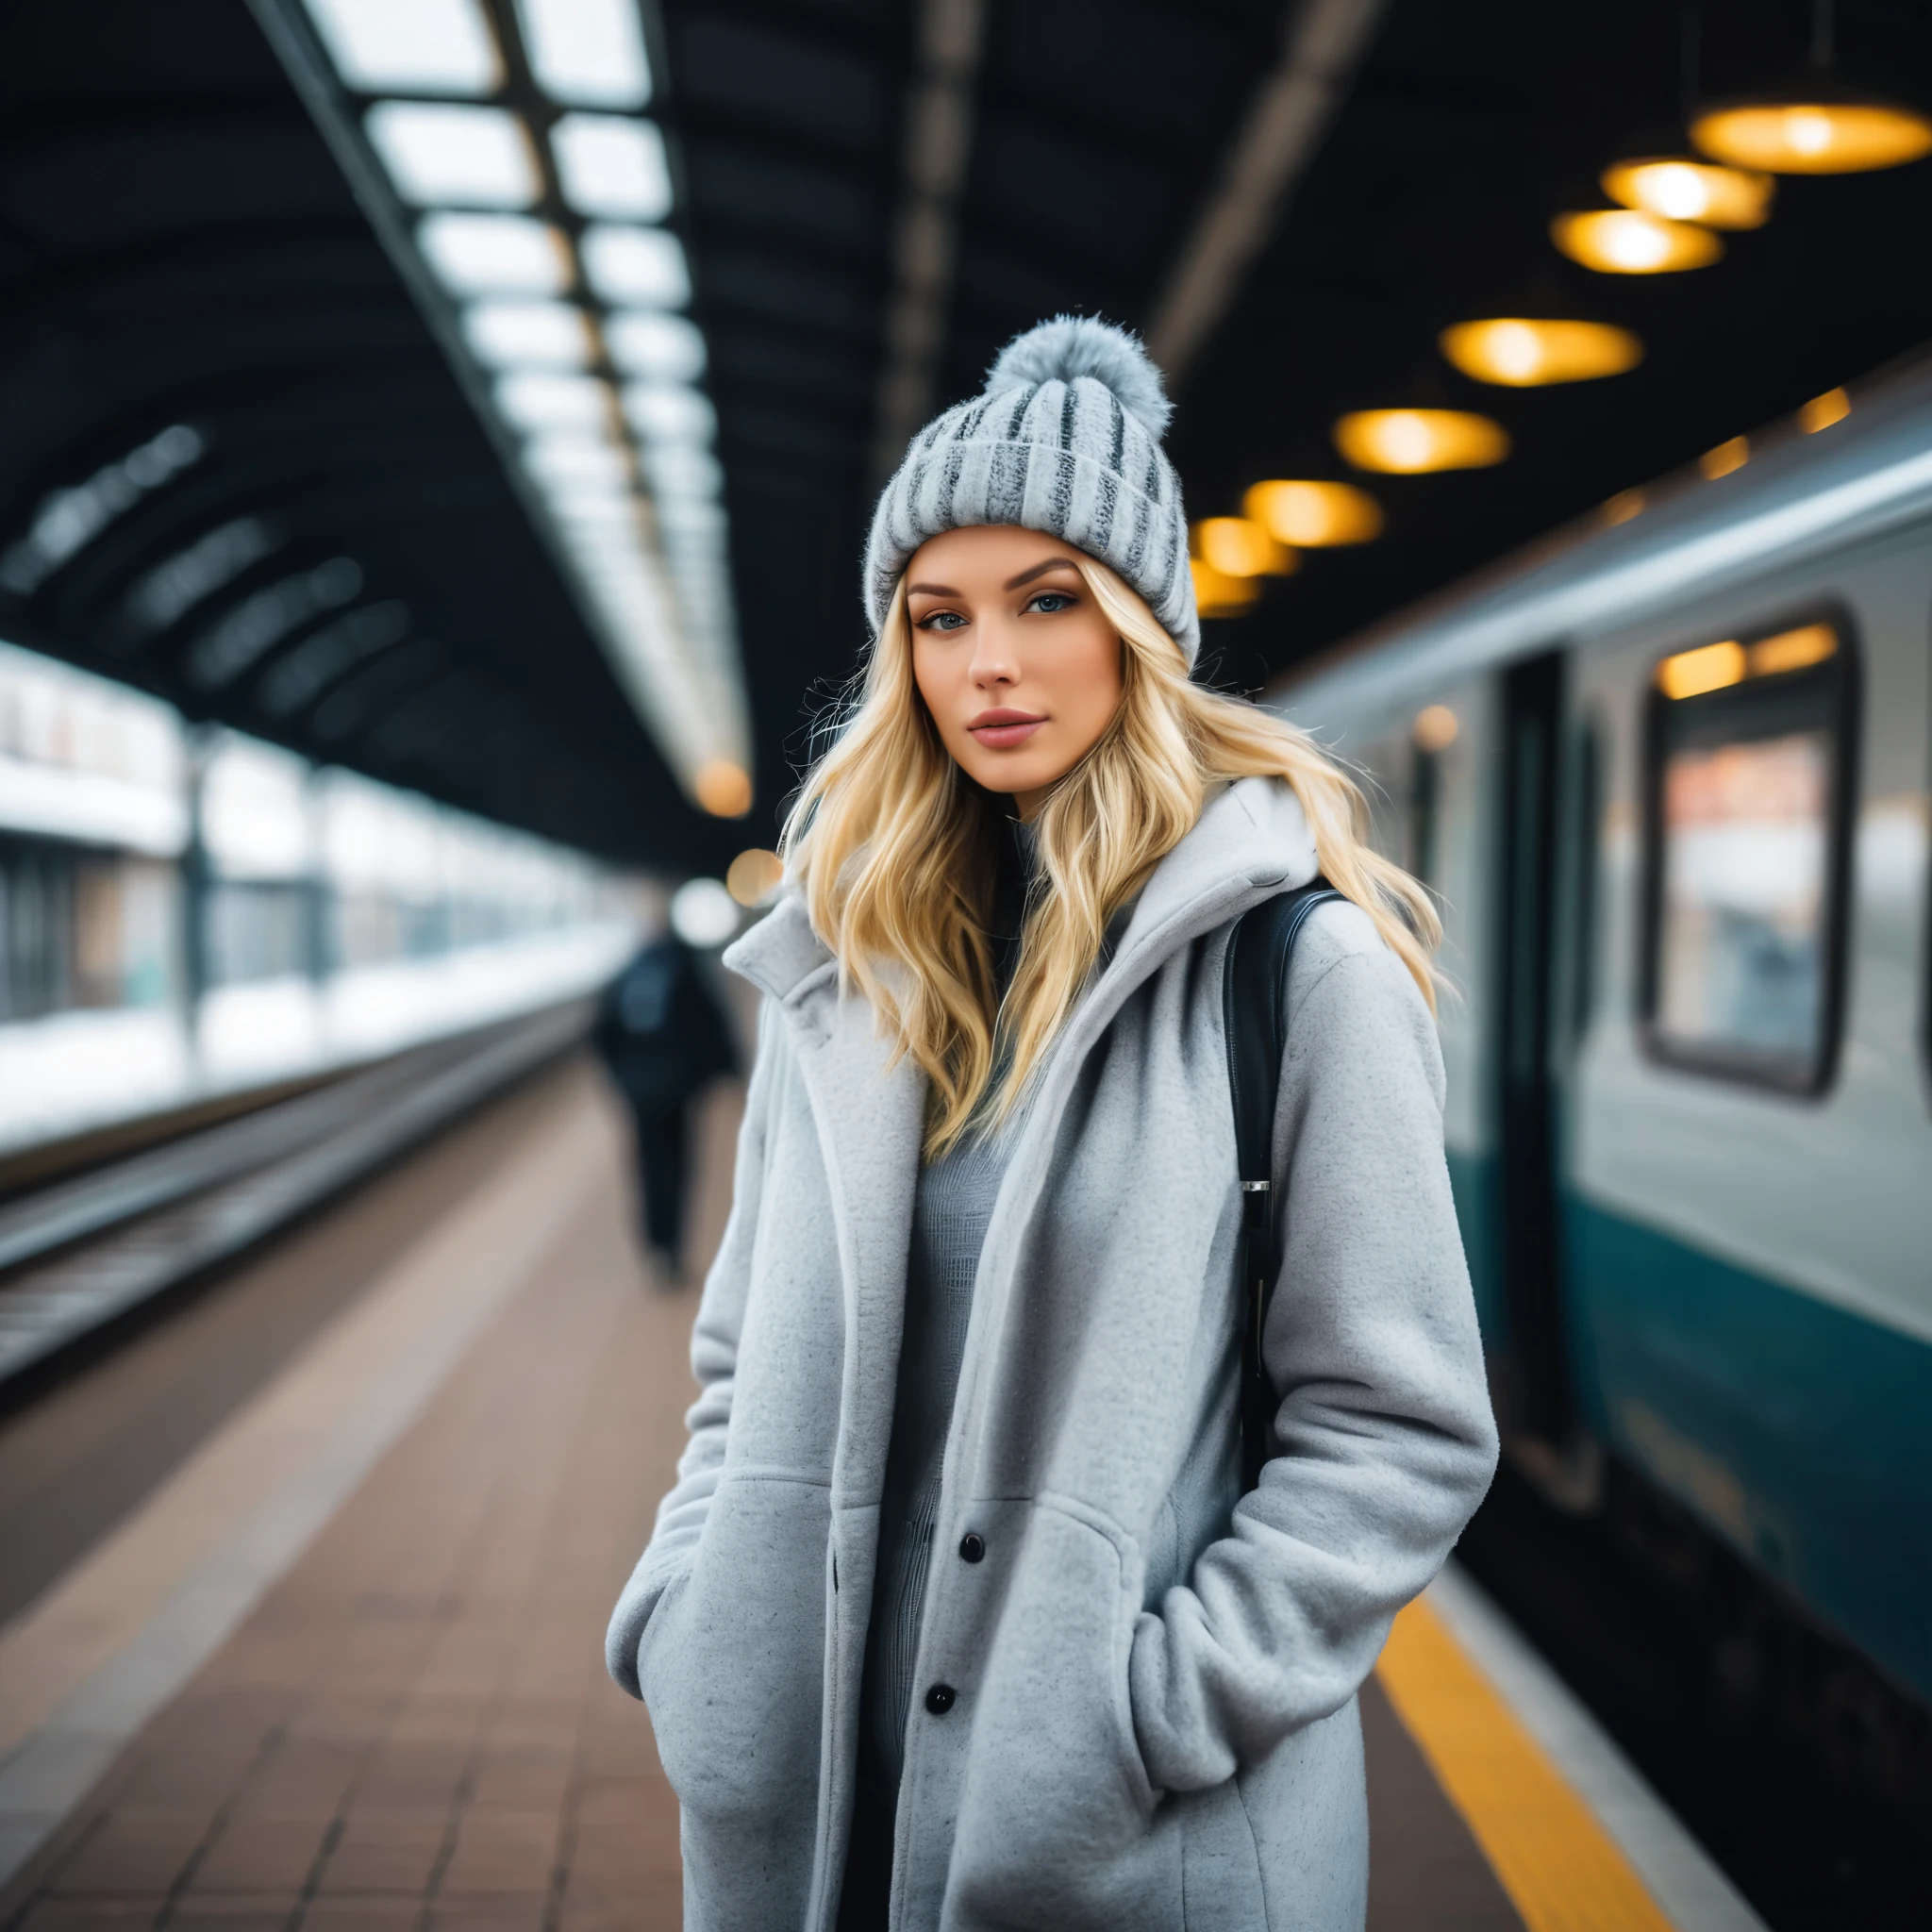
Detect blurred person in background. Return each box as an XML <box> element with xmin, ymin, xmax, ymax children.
<box><xmin>607</xmin><ymin>319</ymin><xmax>1497</xmax><ymax>1929</ymax></box>
<box><xmin>595</xmin><ymin>924</ymin><xmax>735</xmax><ymax>1280</ymax></box>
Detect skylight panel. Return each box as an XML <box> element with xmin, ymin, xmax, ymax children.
<box><xmin>513</xmin><ymin>0</ymin><xmax>652</xmax><ymax>108</ymax></box>
<box><xmin>0</xmin><ymin>425</ymin><xmax>204</xmax><ymax>596</ymax></box>
<box><xmin>605</xmin><ymin>309</ymin><xmax>705</xmax><ymax>382</ymax></box>
<box><xmin>551</xmin><ymin>116</ymin><xmax>672</xmax><ymax>221</ymax></box>
<box><xmin>581</xmin><ymin>225</ymin><xmax>689</xmax><ymax>307</ymax></box>
<box><xmin>496</xmin><ymin>373</ymin><xmax>615</xmax><ymax>433</ymax></box>
<box><xmin>367</xmin><ymin>104</ymin><xmax>540</xmax><ymax>208</ymax></box>
<box><xmin>419</xmin><ymin>214</ymin><xmax>573</xmax><ymax>294</ymax></box>
<box><xmin>654</xmin><ymin>495</ymin><xmax>724</xmax><ymax>535</ymax></box>
<box><xmin>462</xmin><ymin>300</ymin><xmax>594</xmax><ymax>368</ymax></box>
<box><xmin>524</xmin><ymin>436</ymin><xmax>633</xmax><ymax>489</ymax></box>
<box><xmin>302</xmin><ymin>0</ymin><xmax>502</xmax><ymax>95</ymax></box>
<box><xmin>623</xmin><ymin>384</ymin><xmax>715</xmax><ymax>444</ymax></box>
<box><xmin>642</xmin><ymin>444</ymin><xmax>722</xmax><ymax>500</ymax></box>
<box><xmin>125</xmin><ymin>520</ymin><xmax>282</xmax><ymax>633</ymax></box>
<box><xmin>547</xmin><ymin>488</ymin><xmax>642</xmax><ymax>528</ymax></box>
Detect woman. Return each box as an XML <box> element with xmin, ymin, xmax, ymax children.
<box><xmin>607</xmin><ymin>317</ymin><xmax>1497</xmax><ymax>1931</ymax></box>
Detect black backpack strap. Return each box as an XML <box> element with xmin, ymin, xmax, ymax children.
<box><xmin>1224</xmin><ymin>878</ymin><xmax>1343</xmax><ymax>1491</ymax></box>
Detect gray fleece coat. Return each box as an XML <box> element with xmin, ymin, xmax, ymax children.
<box><xmin>606</xmin><ymin>775</ymin><xmax>1498</xmax><ymax>1931</ymax></box>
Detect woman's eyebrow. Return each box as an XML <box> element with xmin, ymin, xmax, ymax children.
<box><xmin>1003</xmin><ymin>558</ymin><xmax>1081</xmax><ymax>591</ymax></box>
<box><xmin>906</xmin><ymin>582</ymin><xmax>959</xmax><ymax>598</ymax></box>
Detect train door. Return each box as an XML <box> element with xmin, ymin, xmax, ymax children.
<box><xmin>1495</xmin><ymin>651</ymin><xmax>1570</xmax><ymax>1442</ymax></box>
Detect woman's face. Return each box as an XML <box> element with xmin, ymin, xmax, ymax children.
<box><xmin>906</xmin><ymin>525</ymin><xmax>1124</xmax><ymax>821</ymax></box>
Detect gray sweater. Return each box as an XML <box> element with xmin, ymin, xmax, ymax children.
<box><xmin>607</xmin><ymin>775</ymin><xmax>1499</xmax><ymax>1932</ymax></box>
<box><xmin>859</xmin><ymin>1126</ymin><xmax>1011</xmax><ymax>1789</ymax></box>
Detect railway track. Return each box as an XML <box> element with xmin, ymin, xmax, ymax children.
<box><xmin>0</xmin><ymin>996</ymin><xmax>596</xmax><ymax>1392</ymax></box>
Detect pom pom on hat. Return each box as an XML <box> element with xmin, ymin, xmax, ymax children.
<box><xmin>985</xmin><ymin>315</ymin><xmax>1173</xmax><ymax>441</ymax></box>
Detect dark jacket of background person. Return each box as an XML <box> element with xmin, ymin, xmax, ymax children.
<box><xmin>605</xmin><ymin>778</ymin><xmax>1498</xmax><ymax>1930</ymax></box>
<box><xmin>595</xmin><ymin>931</ymin><xmax>736</xmax><ymax>1262</ymax></box>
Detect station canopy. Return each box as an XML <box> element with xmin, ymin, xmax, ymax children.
<box><xmin>4</xmin><ymin>0</ymin><xmax>1930</xmax><ymax>872</ymax></box>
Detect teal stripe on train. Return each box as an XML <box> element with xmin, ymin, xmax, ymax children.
<box><xmin>1439</xmin><ymin>1153</ymin><xmax>1928</xmax><ymax>1701</ymax></box>
<box><xmin>1565</xmin><ymin>1202</ymin><xmax>1932</xmax><ymax>1702</ymax></box>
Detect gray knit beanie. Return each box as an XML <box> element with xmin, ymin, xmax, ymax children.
<box><xmin>864</xmin><ymin>315</ymin><xmax>1199</xmax><ymax>663</ymax></box>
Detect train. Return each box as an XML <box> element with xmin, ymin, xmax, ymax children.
<box><xmin>0</xmin><ymin>638</ymin><xmax>635</xmax><ymax>1154</ymax></box>
<box><xmin>1274</xmin><ymin>354</ymin><xmax>1932</xmax><ymax>1752</ymax></box>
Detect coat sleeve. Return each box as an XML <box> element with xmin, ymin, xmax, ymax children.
<box><xmin>1127</xmin><ymin>927</ymin><xmax>1500</xmax><ymax>1790</ymax></box>
<box><xmin>604</xmin><ymin>993</ymin><xmax>783</xmax><ymax>1698</ymax></box>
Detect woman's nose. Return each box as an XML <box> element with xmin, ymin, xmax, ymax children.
<box><xmin>969</xmin><ymin>621</ymin><xmax>1020</xmax><ymax>687</ymax></box>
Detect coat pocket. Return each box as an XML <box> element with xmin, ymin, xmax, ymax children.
<box><xmin>1178</xmin><ymin>1777</ymin><xmax>1269</xmax><ymax>1929</ymax></box>
<box><xmin>945</xmin><ymin>1498</ymin><xmax>1179</xmax><ymax>1929</ymax></box>
<box><xmin>637</xmin><ymin>1471</ymin><xmax>831</xmax><ymax>1840</ymax></box>
<box><xmin>1238</xmin><ymin>1695</ymin><xmax>1368</xmax><ymax>1929</ymax></box>
<box><xmin>627</xmin><ymin>1565</ymin><xmax>689</xmax><ymax>1706</ymax></box>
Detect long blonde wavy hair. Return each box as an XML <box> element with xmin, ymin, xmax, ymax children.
<box><xmin>781</xmin><ymin>550</ymin><xmax>1439</xmax><ymax>1157</ymax></box>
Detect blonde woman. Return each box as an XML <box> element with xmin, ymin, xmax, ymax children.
<box><xmin>608</xmin><ymin>318</ymin><xmax>1497</xmax><ymax>1932</ymax></box>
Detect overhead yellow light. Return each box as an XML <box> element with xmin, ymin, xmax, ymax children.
<box><xmin>1602</xmin><ymin>158</ymin><xmax>1774</xmax><ymax>228</ymax></box>
<box><xmin>1439</xmin><ymin>318</ymin><xmax>1643</xmax><ymax>387</ymax></box>
<box><xmin>1552</xmin><ymin>209</ymin><xmax>1724</xmax><ymax>274</ymax></box>
<box><xmin>693</xmin><ymin>759</ymin><xmax>753</xmax><ymax>817</ymax></box>
<box><xmin>1241</xmin><ymin>479</ymin><xmax>1384</xmax><ymax>546</ymax></box>
<box><xmin>1657</xmin><ymin>641</ymin><xmax>1745</xmax><ymax>698</ymax></box>
<box><xmin>1191</xmin><ymin>557</ymin><xmax>1261</xmax><ymax>619</ymax></box>
<box><xmin>1692</xmin><ymin>99</ymin><xmax>1932</xmax><ymax>174</ymax></box>
<box><xmin>725</xmin><ymin>847</ymin><xmax>785</xmax><ymax>906</ymax></box>
<box><xmin>1192</xmin><ymin>516</ymin><xmax>1296</xmax><ymax>577</ymax></box>
<box><xmin>1601</xmin><ymin>488</ymin><xmax>1646</xmax><ymax>525</ymax></box>
<box><xmin>1748</xmin><ymin>623</ymin><xmax>1837</xmax><ymax>676</ymax></box>
<box><xmin>1333</xmin><ymin>409</ymin><xmax>1509</xmax><ymax>475</ymax></box>
<box><xmin>1799</xmin><ymin>386</ymin><xmax>1850</xmax><ymax>432</ymax></box>
<box><xmin>1413</xmin><ymin>705</ymin><xmax>1458</xmax><ymax>752</ymax></box>
<box><xmin>1701</xmin><ymin>436</ymin><xmax>1750</xmax><ymax>480</ymax></box>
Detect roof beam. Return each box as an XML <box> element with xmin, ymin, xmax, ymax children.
<box><xmin>1147</xmin><ymin>0</ymin><xmax>1387</xmax><ymax>385</ymax></box>
<box><xmin>868</xmin><ymin>0</ymin><xmax>988</xmax><ymax>480</ymax></box>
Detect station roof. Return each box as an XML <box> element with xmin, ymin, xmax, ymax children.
<box><xmin>3</xmin><ymin>0</ymin><xmax>1929</xmax><ymax>872</ymax></box>
<box><xmin>0</xmin><ymin>3</ymin><xmax>701</xmax><ymax>866</ymax></box>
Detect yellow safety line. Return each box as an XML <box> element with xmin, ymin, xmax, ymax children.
<box><xmin>1374</xmin><ymin>1595</ymin><xmax>1677</xmax><ymax>1932</ymax></box>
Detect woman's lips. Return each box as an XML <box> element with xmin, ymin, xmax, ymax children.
<box><xmin>968</xmin><ymin>709</ymin><xmax>1046</xmax><ymax>749</ymax></box>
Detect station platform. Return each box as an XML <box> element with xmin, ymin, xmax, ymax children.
<box><xmin>0</xmin><ymin>1058</ymin><xmax>1762</xmax><ymax>1932</ymax></box>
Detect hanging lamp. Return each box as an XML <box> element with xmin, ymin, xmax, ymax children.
<box><xmin>1551</xmin><ymin>209</ymin><xmax>1722</xmax><ymax>275</ymax></box>
<box><xmin>1440</xmin><ymin>318</ymin><xmax>1643</xmax><ymax>385</ymax></box>
<box><xmin>1333</xmin><ymin>409</ymin><xmax>1509</xmax><ymax>475</ymax></box>
<box><xmin>1691</xmin><ymin>0</ymin><xmax>1931</xmax><ymax>173</ymax></box>
<box><xmin>1601</xmin><ymin>158</ymin><xmax>1774</xmax><ymax>226</ymax></box>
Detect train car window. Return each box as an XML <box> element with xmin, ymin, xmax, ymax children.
<box><xmin>205</xmin><ymin>880</ymin><xmax>312</xmax><ymax>986</ymax></box>
<box><xmin>0</xmin><ymin>835</ymin><xmax>77</xmax><ymax>1022</ymax></box>
<box><xmin>1641</xmin><ymin>618</ymin><xmax>1854</xmax><ymax>1092</ymax></box>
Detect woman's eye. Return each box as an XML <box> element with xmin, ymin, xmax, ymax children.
<box><xmin>1026</xmin><ymin>591</ymin><xmax>1075</xmax><ymax>614</ymax></box>
<box><xmin>918</xmin><ymin>610</ymin><xmax>968</xmax><ymax>632</ymax></box>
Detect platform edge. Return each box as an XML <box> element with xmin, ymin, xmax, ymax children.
<box><xmin>1427</xmin><ymin>1559</ymin><xmax>1771</xmax><ymax>1932</ymax></box>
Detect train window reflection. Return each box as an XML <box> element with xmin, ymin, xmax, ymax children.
<box><xmin>1644</xmin><ymin>620</ymin><xmax>1849</xmax><ymax>1091</ymax></box>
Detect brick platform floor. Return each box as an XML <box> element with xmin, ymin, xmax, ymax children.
<box><xmin>0</xmin><ymin>1061</ymin><xmax>732</xmax><ymax>1932</ymax></box>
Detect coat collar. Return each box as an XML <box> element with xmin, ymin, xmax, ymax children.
<box><xmin>723</xmin><ymin>891</ymin><xmax>832</xmax><ymax>1008</ymax></box>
